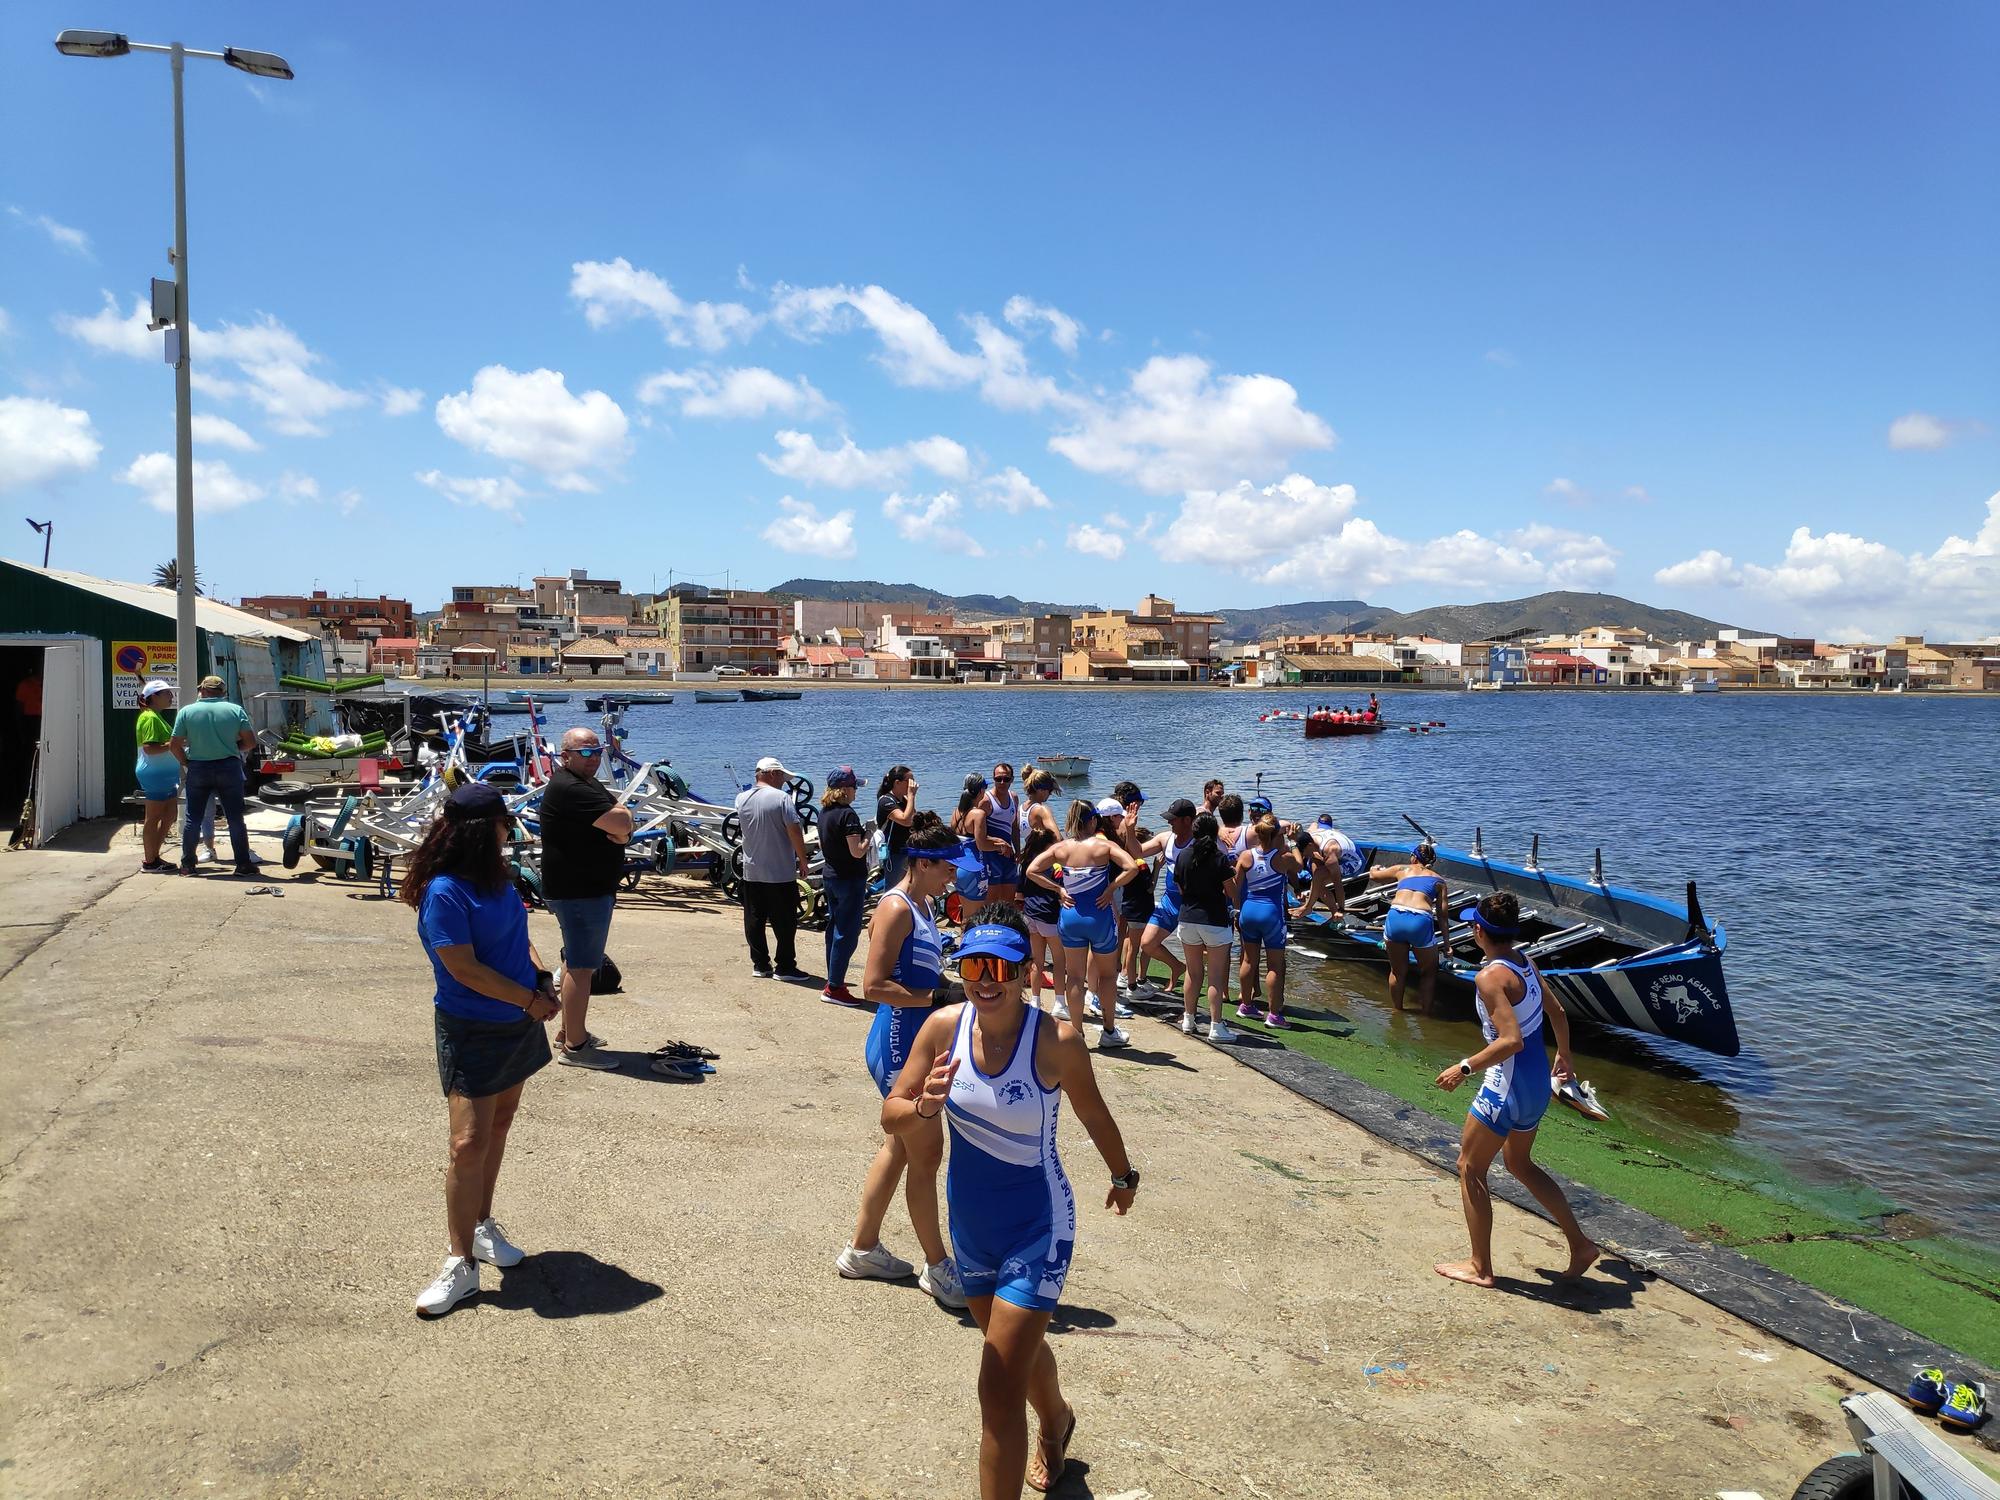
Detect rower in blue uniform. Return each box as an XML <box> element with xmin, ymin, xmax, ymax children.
<box><xmin>969</xmin><ymin>762</ymin><xmax>1024</xmax><ymax>906</ymax></box>
<box><xmin>1368</xmin><ymin>841</ymin><xmax>1447</xmax><ymax>1014</ymax></box>
<box><xmin>1024</xmin><ymin>800</ymin><xmax>1141</xmax><ymax>1049</ymax></box>
<box><xmin>1231</xmin><ymin>814</ymin><xmax>1304</xmax><ymax>1028</ymax></box>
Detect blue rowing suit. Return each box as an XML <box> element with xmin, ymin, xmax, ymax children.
<box><xmin>1383</xmin><ymin>871</ymin><xmax>1444</xmax><ymax>949</ymax></box>
<box><xmin>943</xmin><ymin>1003</ymin><xmax>1076</xmax><ymax>1310</ymax></box>
<box><xmin>1146</xmin><ymin>834</ymin><xmax>1190</xmax><ymax>933</ymax></box>
<box><xmin>1236</xmin><ymin>846</ymin><xmax>1289</xmax><ymax>949</ymax></box>
<box><xmin>864</xmin><ymin>889</ymin><xmax>943</xmax><ymax>1095</ymax></box>
<box><xmin>1468</xmin><ymin>956</ymin><xmax>1551</xmax><ymax>1137</ymax></box>
<box><xmin>980</xmin><ymin>791</ymin><xmax>1021</xmax><ymax>886</ymax></box>
<box><xmin>1056</xmin><ymin>854</ymin><xmax>1119</xmax><ymax>955</ymax></box>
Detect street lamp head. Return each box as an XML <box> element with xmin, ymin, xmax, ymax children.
<box><xmin>54</xmin><ymin>28</ymin><xmax>131</xmax><ymax>57</ymax></box>
<box><xmin>223</xmin><ymin>46</ymin><xmax>293</xmax><ymax>80</ymax></box>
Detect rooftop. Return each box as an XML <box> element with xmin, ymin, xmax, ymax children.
<box><xmin>6</xmin><ymin>561</ymin><xmax>312</xmax><ymax>643</ymax></box>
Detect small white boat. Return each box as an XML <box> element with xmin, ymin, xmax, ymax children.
<box><xmin>1035</xmin><ymin>753</ymin><xmax>1092</xmax><ymax>779</ymax></box>
<box><xmin>1467</xmin><ymin>680</ymin><xmax>1508</xmax><ymax>692</ymax></box>
<box><xmin>1680</xmin><ymin>673</ymin><xmax>1721</xmax><ymax>695</ymax></box>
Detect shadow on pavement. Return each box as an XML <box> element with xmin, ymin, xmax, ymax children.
<box><xmin>1487</xmin><ymin>1256</ymin><xmax>1646</xmax><ymax>1314</ymax></box>
<box><xmin>1095</xmin><ymin>1046</ymin><xmax>1197</xmax><ymax>1073</ymax></box>
<box><xmin>487</xmin><ymin>1250</ymin><xmax>665</xmax><ymax>1318</ymax></box>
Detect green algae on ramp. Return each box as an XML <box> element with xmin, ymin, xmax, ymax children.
<box><xmin>1239</xmin><ymin>1003</ymin><xmax>2000</xmax><ymax>1369</ymax></box>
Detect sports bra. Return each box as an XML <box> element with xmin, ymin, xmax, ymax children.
<box><xmin>1396</xmin><ymin>871</ymin><xmax>1444</xmax><ymax>901</ymax></box>
<box><xmin>1243</xmin><ymin>847</ymin><xmax>1288</xmax><ymax>903</ymax></box>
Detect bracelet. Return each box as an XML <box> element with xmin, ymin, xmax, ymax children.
<box><xmin>915</xmin><ymin>1099</ymin><xmax>941</xmax><ymax>1119</ymax></box>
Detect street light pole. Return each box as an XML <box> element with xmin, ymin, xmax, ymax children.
<box><xmin>169</xmin><ymin>41</ymin><xmax>196</xmax><ymax>695</ymax></box>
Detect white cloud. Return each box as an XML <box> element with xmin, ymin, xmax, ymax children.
<box><xmin>1003</xmin><ymin>295</ymin><xmax>1084</xmax><ymax>355</ymax></box>
<box><xmin>56</xmin><ymin>294</ymin><xmax>368</xmax><ymax>436</ymax></box>
<box><xmin>1155</xmin><ymin>474</ymin><xmax>1361</xmax><ymax>563</ymax></box>
<box><xmin>759</xmin><ymin>429</ymin><xmax>970</xmax><ymax>488</ymax></box>
<box><xmin>378</xmin><ymin>385</ymin><xmax>425</xmax><ymax>417</ymax></box>
<box><xmin>1049</xmin><ymin>355</ymin><xmax>1335</xmax><ymax>493</ymax></box>
<box><xmin>761</xmin><ymin>496</ymin><xmax>856</xmax><ymax>557</ymax></box>
<box><xmin>0</xmin><ymin>396</ymin><xmax>102</xmax><ymax>492</ymax></box>
<box><xmin>638</xmin><ymin>366</ymin><xmax>831</xmax><ymax>420</ymax></box>
<box><xmin>277</xmin><ymin>471</ymin><xmax>319</xmax><ymax>502</ymax></box>
<box><xmin>191</xmin><ymin>414</ymin><xmax>261</xmax><ymax>452</ymax></box>
<box><xmin>1484</xmin><ymin>348</ymin><xmax>1518</xmax><ymax>368</ymax></box>
<box><xmin>772</xmin><ymin>282</ymin><xmax>984</xmax><ymax>389</ymax></box>
<box><xmin>435</xmin><ymin>365</ymin><xmax>629</xmax><ymax>491</ymax></box>
<box><xmin>416</xmin><ymin>469</ymin><xmax>526</xmax><ymax>515</ymax></box>
<box><xmin>1652</xmin><ymin>493</ymin><xmax>2000</xmax><ymax>637</ymax></box>
<box><xmin>1069</xmin><ymin>523</ymin><xmax>1125</xmax><ymax>560</ymax></box>
<box><xmin>119</xmin><ymin>452</ymin><xmax>264</xmax><ymax>515</ymax></box>
<box><xmin>1545</xmin><ymin>477</ymin><xmax>1585</xmax><ymax>503</ymax></box>
<box><xmin>1887</xmin><ymin>411</ymin><xmax>1971</xmax><ymax>451</ymax></box>
<box><xmin>9</xmin><ymin>207</ymin><xmax>90</xmax><ymax>257</ymax></box>
<box><xmin>569</xmin><ymin>257</ymin><xmax>759</xmax><ymax>352</ymax></box>
<box><xmin>883</xmin><ymin>490</ymin><xmax>983</xmax><ymax>555</ymax></box>
<box><xmin>977</xmin><ymin>466</ymin><xmax>1053</xmax><ymax>513</ymax></box>
<box><xmin>967</xmin><ymin>315</ymin><xmax>1079</xmax><ymax>414</ymax></box>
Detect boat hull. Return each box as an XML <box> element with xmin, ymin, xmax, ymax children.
<box><xmin>692</xmin><ymin>690</ymin><xmax>739</xmax><ymax>703</ymax></box>
<box><xmin>1035</xmin><ymin>755</ymin><xmax>1092</xmax><ymax>778</ymax></box>
<box><xmin>1303</xmin><ymin>719</ymin><xmax>1387</xmax><ymax>738</ymax></box>
<box><xmin>1293</xmin><ymin>839</ymin><xmax>1739</xmax><ymax>1056</ymax></box>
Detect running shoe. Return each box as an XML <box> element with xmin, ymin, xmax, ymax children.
<box><xmin>1907</xmin><ymin>1367</ymin><xmax>1950</xmax><ymax>1414</ymax></box>
<box><xmin>555</xmin><ymin>1039</ymin><xmax>618</xmax><ymax>1070</ymax></box>
<box><xmin>836</xmin><ymin>1242</ymin><xmax>914</xmax><ymax>1281</ymax></box>
<box><xmin>920</xmin><ymin>1257</ymin><xmax>970</xmax><ymax>1309</ymax></box>
<box><xmin>1938</xmin><ymin>1380</ymin><xmax>1988</xmax><ymax>1431</ymax></box>
<box><xmin>1051</xmin><ymin>998</ymin><xmax>1072</xmax><ymax>1021</ymax></box>
<box><xmin>751</xmin><ymin>965</ymin><xmax>775</xmax><ymax>980</ymax></box>
<box><xmin>1237</xmin><ymin>1002</ymin><xmax>1265</xmax><ymax>1022</ymax></box>
<box><xmin>1178</xmin><ymin>1013</ymin><xmax>1196</xmax><ymax>1035</ymax></box>
<box><xmin>470</xmin><ymin>1217</ymin><xmax>524</xmax><ymax>1268</ymax></box>
<box><xmin>1097</xmin><ymin>1026</ymin><xmax>1132</xmax><ymax>1050</ymax></box>
<box><xmin>821</xmin><ymin>984</ymin><xmax>867</xmax><ymax>1008</ymax></box>
<box><xmin>1208</xmin><ymin>1020</ymin><xmax>1240</xmax><ymax>1044</ymax></box>
<box><xmin>1115</xmin><ymin>975</ymin><xmax>1133</xmax><ymax>996</ymax></box>
<box><xmin>414</xmin><ymin>1254</ymin><xmax>479</xmax><ymax>1317</ymax></box>
<box><xmin>1265</xmin><ymin>1012</ymin><xmax>1293</xmax><ymax>1030</ymax></box>
<box><xmin>1084</xmin><ymin>992</ymin><xmax>1103</xmax><ymax>1021</ymax></box>
<box><xmin>1114</xmin><ymin>998</ymin><xmax>1135</xmax><ymax>1019</ymax></box>
<box><xmin>775</xmin><ymin>968</ymin><xmax>816</xmax><ymax>985</ymax></box>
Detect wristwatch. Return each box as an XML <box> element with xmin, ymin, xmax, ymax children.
<box><xmin>1456</xmin><ymin>1059</ymin><xmax>1475</xmax><ymax>1080</ymax></box>
<box><xmin>1110</xmin><ymin>1168</ymin><xmax>1140</xmax><ymax>1191</ymax></box>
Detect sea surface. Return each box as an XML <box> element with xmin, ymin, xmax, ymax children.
<box><xmin>515</xmin><ymin>685</ymin><xmax>1999</xmax><ymax>1245</ymax></box>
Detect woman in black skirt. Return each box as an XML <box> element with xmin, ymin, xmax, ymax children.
<box><xmin>401</xmin><ymin>781</ymin><xmax>560</xmax><ymax>1317</ymax></box>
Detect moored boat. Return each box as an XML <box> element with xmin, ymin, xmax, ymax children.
<box><xmin>1035</xmin><ymin>753</ymin><xmax>1092</xmax><ymax>778</ymax></box>
<box><xmin>583</xmin><ymin>691</ymin><xmax>674</xmax><ymax>710</ymax></box>
<box><xmin>1680</xmin><ymin>674</ymin><xmax>1721</xmax><ymax>694</ymax></box>
<box><xmin>506</xmin><ymin>689</ymin><xmax>570</xmax><ymax>703</ymax></box>
<box><xmin>739</xmin><ymin>687</ymin><xmax>802</xmax><ymax>702</ymax></box>
<box><xmin>1467</xmin><ymin>679</ymin><xmax>1508</xmax><ymax>691</ymax></box>
<box><xmin>693</xmin><ymin>689</ymin><xmax>739</xmax><ymax>704</ymax></box>
<box><xmin>1292</xmin><ymin>833</ymin><xmax>1738</xmax><ymax>1057</ymax></box>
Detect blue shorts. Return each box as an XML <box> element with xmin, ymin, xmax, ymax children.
<box><xmin>948</xmin><ymin>1179</ymin><xmax>1076</xmax><ymax>1311</ymax></box>
<box><xmin>1382</xmin><ymin>907</ymin><xmax>1436</xmax><ymax>950</ymax></box>
<box><xmin>1144</xmin><ymin>898</ymin><xmax>1180</xmax><ymax>935</ymax></box>
<box><xmin>135</xmin><ymin>755</ymin><xmax>180</xmax><ymax>802</ymax></box>
<box><xmin>546</xmin><ymin>894</ymin><xmax>616</xmax><ymax>971</ymax></box>
<box><xmin>1469</xmin><ymin>1071</ymin><xmax>1551</xmax><ymax>1138</ymax></box>
<box><xmin>1237</xmin><ymin>898</ymin><xmax>1287</xmax><ymax>950</ymax></box>
<box><xmin>1058</xmin><ymin>902</ymin><xmax>1120</xmax><ymax>955</ymax></box>
<box><xmin>981</xmin><ymin>851</ymin><xmax>1020</xmax><ymax>887</ymax></box>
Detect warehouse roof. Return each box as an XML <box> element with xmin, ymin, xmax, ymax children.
<box><xmin>7</xmin><ymin>561</ymin><xmax>313</xmax><ymax>642</ymax></box>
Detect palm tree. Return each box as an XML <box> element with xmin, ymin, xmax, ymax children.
<box><xmin>151</xmin><ymin>560</ymin><xmax>203</xmax><ymax>595</ymax></box>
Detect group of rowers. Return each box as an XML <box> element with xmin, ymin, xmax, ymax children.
<box><xmin>838</xmin><ymin>758</ymin><xmax>1600</xmax><ymax>1498</ymax></box>
<box><xmin>1309</xmin><ymin>690</ymin><xmax>1383</xmax><ymax>723</ymax></box>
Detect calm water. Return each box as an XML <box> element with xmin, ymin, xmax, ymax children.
<box><xmin>522</xmin><ymin>685</ymin><xmax>2000</xmax><ymax>1244</ymax></box>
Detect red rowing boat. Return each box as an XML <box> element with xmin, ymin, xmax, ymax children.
<box><xmin>1303</xmin><ymin>716</ymin><xmax>1388</xmax><ymax>739</ymax></box>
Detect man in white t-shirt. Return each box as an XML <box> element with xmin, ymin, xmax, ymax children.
<box><xmin>734</xmin><ymin>755</ymin><xmax>812</xmax><ymax>980</ymax></box>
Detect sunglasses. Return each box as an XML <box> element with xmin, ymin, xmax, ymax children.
<box><xmin>958</xmin><ymin>955</ymin><xmax>1020</xmax><ymax>983</ymax></box>
<box><xmin>569</xmin><ymin>745</ymin><xmax>604</xmax><ymax>757</ymax></box>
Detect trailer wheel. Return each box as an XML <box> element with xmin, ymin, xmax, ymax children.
<box><xmin>514</xmin><ymin>869</ymin><xmax>543</xmax><ymax>908</ymax></box>
<box><xmin>350</xmin><ymin>837</ymin><xmax>373</xmax><ymax>883</ymax></box>
<box><xmin>721</xmin><ymin>811</ymin><xmax>741</xmax><ymax>844</ymax></box>
<box><xmin>1789</xmin><ymin>1455</ymin><xmax>1871</xmax><ymax>1500</ymax></box>
<box><xmin>282</xmin><ymin>817</ymin><xmax>305</xmax><ymax>869</ymax></box>
<box><xmin>797</xmin><ymin>802</ymin><xmax>818</xmax><ymax>831</ymax></box>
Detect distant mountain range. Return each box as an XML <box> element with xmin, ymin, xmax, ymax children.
<box><xmin>772</xmin><ymin>578</ymin><xmax>1745</xmax><ymax>642</ymax></box>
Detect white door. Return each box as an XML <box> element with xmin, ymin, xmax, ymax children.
<box><xmin>32</xmin><ymin>641</ymin><xmax>84</xmax><ymax>847</ymax></box>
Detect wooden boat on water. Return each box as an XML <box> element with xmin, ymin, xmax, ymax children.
<box><xmin>693</xmin><ymin>689</ymin><xmax>739</xmax><ymax>704</ymax></box>
<box><xmin>583</xmin><ymin>691</ymin><xmax>674</xmax><ymax>710</ymax></box>
<box><xmin>739</xmin><ymin>687</ymin><xmax>802</xmax><ymax>702</ymax></box>
<box><xmin>1303</xmin><ymin>713</ymin><xmax>1387</xmax><ymax>739</ymax></box>
<box><xmin>506</xmin><ymin>689</ymin><xmax>570</xmax><ymax>703</ymax></box>
<box><xmin>1035</xmin><ymin>753</ymin><xmax>1092</xmax><ymax>779</ymax></box>
<box><xmin>1292</xmin><ymin>831</ymin><xmax>1738</xmax><ymax>1057</ymax></box>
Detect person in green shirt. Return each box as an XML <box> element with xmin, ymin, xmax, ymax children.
<box><xmin>168</xmin><ymin>675</ymin><xmax>257</xmax><ymax>875</ymax></box>
<box><xmin>133</xmin><ymin>680</ymin><xmax>181</xmax><ymax>872</ymax></box>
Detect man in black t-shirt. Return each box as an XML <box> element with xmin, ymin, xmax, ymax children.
<box><xmin>539</xmin><ymin>728</ymin><xmax>633</xmax><ymax>1070</ymax></box>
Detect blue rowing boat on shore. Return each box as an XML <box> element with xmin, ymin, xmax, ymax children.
<box><xmin>1294</xmin><ymin>834</ymin><xmax>1738</xmax><ymax>1057</ymax></box>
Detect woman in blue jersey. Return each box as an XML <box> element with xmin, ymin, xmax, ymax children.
<box><xmin>838</xmin><ymin>816</ymin><xmax>969</xmax><ymax>1309</ymax></box>
<box><xmin>1433</xmin><ymin>892</ymin><xmax>1598</xmax><ymax>1287</ymax></box>
<box><xmin>967</xmin><ymin>761</ymin><xmax>1024</xmax><ymax>906</ymax></box>
<box><xmin>1366</xmin><ymin>841</ymin><xmax>1447</xmax><ymax>1014</ymax></box>
<box><xmin>1024</xmin><ymin>800</ymin><xmax>1141</xmax><ymax>1049</ymax></box>
<box><xmin>1018</xmin><ymin>770</ymin><xmax>1065</xmax><ymax>1010</ymax></box>
<box><xmin>886</xmin><ymin>904</ymin><xmax>1138</xmax><ymax>1498</ymax></box>
<box><xmin>1231</xmin><ymin>814</ymin><xmax>1304</xmax><ymax>1028</ymax></box>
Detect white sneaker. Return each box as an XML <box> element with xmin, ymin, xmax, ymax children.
<box><xmin>471</xmin><ymin>1216</ymin><xmax>523</xmax><ymax>1268</ymax></box>
<box><xmin>920</xmin><ymin>1257</ymin><xmax>970</xmax><ymax>1309</ymax></box>
<box><xmin>1178</xmin><ymin>1012</ymin><xmax>1196</xmax><ymax>1035</ymax></box>
<box><xmin>555</xmin><ymin>1039</ymin><xmax>619</xmax><ymax>1070</ymax></box>
<box><xmin>836</xmin><ymin>1242</ymin><xmax>914</xmax><ymax>1281</ymax></box>
<box><xmin>414</xmin><ymin>1254</ymin><xmax>479</xmax><ymax>1317</ymax></box>
<box><xmin>1051</xmin><ymin>998</ymin><xmax>1071</xmax><ymax>1021</ymax></box>
<box><xmin>1115</xmin><ymin>998</ymin><xmax>1135</xmax><ymax>1019</ymax></box>
<box><xmin>1209</xmin><ymin>1020</ymin><xmax>1240</xmax><ymax>1044</ymax></box>
<box><xmin>1084</xmin><ymin>991</ymin><xmax>1103</xmax><ymax>1021</ymax></box>
<box><xmin>1115</xmin><ymin>975</ymin><xmax>1133</xmax><ymax>996</ymax></box>
<box><xmin>1098</xmin><ymin>1026</ymin><xmax>1131</xmax><ymax>1050</ymax></box>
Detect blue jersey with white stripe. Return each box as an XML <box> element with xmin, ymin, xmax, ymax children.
<box><xmin>981</xmin><ymin>791</ymin><xmax>1019</xmax><ymax>849</ymax></box>
<box><xmin>1469</xmin><ymin>956</ymin><xmax>1551</xmax><ymax>1136</ymax></box>
<box><xmin>1062</xmin><ymin>856</ymin><xmax>1110</xmax><ymax>910</ymax></box>
<box><xmin>1243</xmin><ymin>847</ymin><xmax>1288</xmax><ymax>904</ymax></box>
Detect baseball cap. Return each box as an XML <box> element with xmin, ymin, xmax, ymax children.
<box><xmin>141</xmin><ymin>678</ymin><xmax>172</xmax><ymax>699</ymax></box>
<box><xmin>1248</xmin><ymin>795</ymin><xmax>1273</xmax><ymax>813</ymax></box>
<box><xmin>1315</xmin><ymin>813</ymin><xmax>1334</xmax><ymax>826</ymax></box>
<box><xmin>955</xmin><ymin>922</ymin><xmax>1032</xmax><ymax>964</ymax></box>
<box><xmin>1166</xmin><ymin>797</ymin><xmax>1197</xmax><ymax>819</ymax></box>
<box><xmin>963</xmin><ymin>772</ymin><xmax>989</xmax><ymax>792</ymax></box>
<box><xmin>826</xmin><ymin>765</ymin><xmax>859</xmax><ymax>789</ymax></box>
<box><xmin>445</xmin><ymin>781</ymin><xmax>507</xmax><ymax>820</ymax></box>
<box><xmin>1094</xmin><ymin>796</ymin><xmax>1125</xmax><ymax>817</ymax></box>
<box><xmin>755</xmin><ymin>755</ymin><xmax>790</xmax><ymax>776</ymax></box>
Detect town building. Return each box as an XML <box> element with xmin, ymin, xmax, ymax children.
<box><xmin>1063</xmin><ymin>595</ymin><xmax>1218</xmax><ymax>682</ymax></box>
<box><xmin>237</xmin><ymin>589</ymin><xmax>414</xmax><ymax>641</ymax></box>
<box><xmin>979</xmin><ymin>614</ymin><xmax>1071</xmax><ymax>681</ymax></box>
<box><xmin>647</xmin><ymin>586</ymin><xmax>784</xmax><ymax>675</ymax></box>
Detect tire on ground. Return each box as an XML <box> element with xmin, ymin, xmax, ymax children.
<box><xmin>1789</xmin><ymin>1454</ymin><xmax>1872</xmax><ymax>1500</ymax></box>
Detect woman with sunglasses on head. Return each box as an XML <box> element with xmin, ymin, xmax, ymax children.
<box><xmin>1024</xmin><ymin>800</ymin><xmax>1140</xmax><ymax>1049</ymax></box>
<box><xmin>1232</xmin><ymin>814</ymin><xmax>1304</xmax><ymax>1028</ymax></box>
<box><xmin>967</xmin><ymin>761</ymin><xmax>1023</xmax><ymax>907</ymax></box>
<box><xmin>1433</xmin><ymin>892</ymin><xmax>1597</xmax><ymax>1288</ymax></box>
<box><xmin>837</xmin><ymin>815</ymin><xmax>969</xmax><ymax>1309</ymax></box>
<box><xmin>401</xmin><ymin>782</ymin><xmax>560</xmax><ymax>1317</ymax></box>
<box><xmin>886</xmin><ymin>903</ymin><xmax>1138</xmax><ymax>1498</ymax></box>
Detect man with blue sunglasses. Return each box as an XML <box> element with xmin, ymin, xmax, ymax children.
<box><xmin>541</xmin><ymin>727</ymin><xmax>632</xmax><ymax>1069</ymax></box>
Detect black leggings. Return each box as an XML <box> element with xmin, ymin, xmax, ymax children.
<box><xmin>740</xmin><ymin>880</ymin><xmax>798</xmax><ymax>973</ymax></box>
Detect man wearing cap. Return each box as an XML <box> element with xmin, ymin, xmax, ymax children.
<box><xmin>817</xmin><ymin>765</ymin><xmax>871</xmax><ymax>1006</ymax></box>
<box><xmin>169</xmin><ymin>674</ymin><xmax>257</xmax><ymax>875</ymax></box>
<box><xmin>539</xmin><ymin>727</ymin><xmax>632</xmax><ymax>1069</ymax></box>
<box><xmin>735</xmin><ymin>755</ymin><xmax>813</xmax><ymax>980</ymax></box>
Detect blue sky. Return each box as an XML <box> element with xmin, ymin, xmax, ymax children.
<box><xmin>2</xmin><ymin>2</ymin><xmax>1994</xmax><ymax>637</ymax></box>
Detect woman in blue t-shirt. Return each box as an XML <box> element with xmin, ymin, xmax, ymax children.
<box><xmin>400</xmin><ymin>781</ymin><xmax>560</xmax><ymax>1318</ymax></box>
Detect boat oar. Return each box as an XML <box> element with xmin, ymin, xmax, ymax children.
<box><xmin>1401</xmin><ymin>813</ymin><xmax>1434</xmax><ymax>844</ymax></box>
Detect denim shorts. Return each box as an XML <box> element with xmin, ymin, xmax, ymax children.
<box><xmin>547</xmin><ymin>893</ymin><xmax>616</xmax><ymax>971</ymax></box>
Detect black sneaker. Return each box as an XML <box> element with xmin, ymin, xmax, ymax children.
<box><xmin>775</xmin><ymin>968</ymin><xmax>816</xmax><ymax>985</ymax></box>
<box><xmin>751</xmin><ymin>966</ymin><xmax>776</xmax><ymax>980</ymax></box>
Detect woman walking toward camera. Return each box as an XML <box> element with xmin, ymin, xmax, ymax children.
<box><xmin>401</xmin><ymin>782</ymin><xmax>560</xmax><ymax>1317</ymax></box>
<box><xmin>886</xmin><ymin>904</ymin><xmax>1139</xmax><ymax>1497</ymax></box>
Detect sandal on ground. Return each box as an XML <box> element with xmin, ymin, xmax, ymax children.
<box><xmin>651</xmin><ymin>1039</ymin><xmax>720</xmax><ymax>1061</ymax></box>
<box><xmin>1026</xmin><ymin>1404</ymin><xmax>1076</xmax><ymax>1493</ymax></box>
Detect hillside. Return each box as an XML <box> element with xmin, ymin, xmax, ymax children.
<box><xmin>768</xmin><ymin>578</ymin><xmax>1095</xmax><ymax>619</ymax></box>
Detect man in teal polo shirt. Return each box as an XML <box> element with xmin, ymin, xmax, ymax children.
<box><xmin>169</xmin><ymin>675</ymin><xmax>257</xmax><ymax>875</ymax></box>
